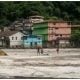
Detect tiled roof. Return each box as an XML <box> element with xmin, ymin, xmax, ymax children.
<box><xmin>29</xmin><ymin>15</ymin><xmax>44</xmax><ymax>18</ymax></box>
<box><xmin>0</xmin><ymin>31</ymin><xmax>18</xmax><ymax>38</ymax></box>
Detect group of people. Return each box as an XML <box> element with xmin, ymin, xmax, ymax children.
<box><xmin>36</xmin><ymin>38</ymin><xmax>60</xmax><ymax>55</ymax></box>
<box><xmin>36</xmin><ymin>45</ymin><xmax>59</xmax><ymax>55</ymax></box>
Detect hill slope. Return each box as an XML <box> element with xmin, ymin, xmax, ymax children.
<box><xmin>0</xmin><ymin>1</ymin><xmax>80</xmax><ymax>26</ymax></box>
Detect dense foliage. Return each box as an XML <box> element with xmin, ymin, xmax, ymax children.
<box><xmin>0</xmin><ymin>1</ymin><xmax>80</xmax><ymax>26</ymax></box>
<box><xmin>70</xmin><ymin>29</ymin><xmax>80</xmax><ymax>47</ymax></box>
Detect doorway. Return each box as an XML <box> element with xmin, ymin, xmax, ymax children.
<box><xmin>30</xmin><ymin>42</ymin><xmax>33</xmax><ymax>48</ymax></box>
<box><xmin>34</xmin><ymin>42</ymin><xmax>37</xmax><ymax>47</ymax></box>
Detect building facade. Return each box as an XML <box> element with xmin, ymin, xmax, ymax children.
<box><xmin>9</xmin><ymin>32</ymin><xmax>24</xmax><ymax>48</ymax></box>
<box><xmin>48</xmin><ymin>20</ymin><xmax>71</xmax><ymax>47</ymax></box>
<box><xmin>32</xmin><ymin>22</ymin><xmax>48</xmax><ymax>47</ymax></box>
<box><xmin>48</xmin><ymin>21</ymin><xmax>71</xmax><ymax>41</ymax></box>
<box><xmin>29</xmin><ymin>15</ymin><xmax>44</xmax><ymax>23</ymax></box>
<box><xmin>23</xmin><ymin>35</ymin><xmax>42</xmax><ymax>48</ymax></box>
<box><xmin>33</xmin><ymin>20</ymin><xmax>71</xmax><ymax>47</ymax></box>
<box><xmin>0</xmin><ymin>31</ymin><xmax>24</xmax><ymax>48</ymax></box>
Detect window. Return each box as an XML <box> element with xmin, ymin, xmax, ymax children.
<box><xmin>30</xmin><ymin>42</ymin><xmax>32</xmax><ymax>46</ymax></box>
<box><xmin>55</xmin><ymin>34</ymin><xmax>58</xmax><ymax>36</ymax></box>
<box><xmin>53</xmin><ymin>23</ymin><xmax>56</xmax><ymax>25</ymax></box>
<box><xmin>49</xmin><ymin>28</ymin><xmax>51</xmax><ymax>30</ymax></box>
<box><xmin>67</xmin><ymin>22</ymin><xmax>70</xmax><ymax>25</ymax></box>
<box><xmin>49</xmin><ymin>28</ymin><xmax>53</xmax><ymax>30</ymax></box>
<box><xmin>55</xmin><ymin>27</ymin><xmax>58</xmax><ymax>29</ymax></box>
<box><xmin>12</xmin><ymin>37</ymin><xmax>14</xmax><ymax>40</ymax></box>
<box><xmin>38</xmin><ymin>37</ymin><xmax>40</xmax><ymax>40</ymax></box>
<box><xmin>35</xmin><ymin>42</ymin><xmax>37</xmax><ymax>46</ymax></box>
<box><xmin>60</xmin><ymin>34</ymin><xmax>62</xmax><ymax>37</ymax></box>
<box><xmin>16</xmin><ymin>37</ymin><xmax>17</xmax><ymax>40</ymax></box>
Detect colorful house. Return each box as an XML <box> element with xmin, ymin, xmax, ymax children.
<box><xmin>23</xmin><ymin>35</ymin><xmax>42</xmax><ymax>48</ymax></box>
<box><xmin>0</xmin><ymin>31</ymin><xmax>24</xmax><ymax>48</ymax></box>
<box><xmin>48</xmin><ymin>20</ymin><xmax>71</xmax><ymax>47</ymax></box>
<box><xmin>32</xmin><ymin>20</ymin><xmax>71</xmax><ymax>47</ymax></box>
<box><xmin>32</xmin><ymin>22</ymin><xmax>48</xmax><ymax>47</ymax></box>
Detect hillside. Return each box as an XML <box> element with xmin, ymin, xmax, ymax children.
<box><xmin>0</xmin><ymin>1</ymin><xmax>80</xmax><ymax>26</ymax></box>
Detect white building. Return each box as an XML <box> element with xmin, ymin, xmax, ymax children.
<box><xmin>29</xmin><ymin>15</ymin><xmax>44</xmax><ymax>23</ymax></box>
<box><xmin>0</xmin><ymin>31</ymin><xmax>24</xmax><ymax>48</ymax></box>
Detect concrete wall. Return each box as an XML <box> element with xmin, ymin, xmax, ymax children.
<box><xmin>48</xmin><ymin>22</ymin><xmax>71</xmax><ymax>41</ymax></box>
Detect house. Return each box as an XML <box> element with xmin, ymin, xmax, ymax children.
<box><xmin>0</xmin><ymin>31</ymin><xmax>24</xmax><ymax>48</ymax></box>
<box><xmin>48</xmin><ymin>20</ymin><xmax>71</xmax><ymax>47</ymax></box>
<box><xmin>9</xmin><ymin>19</ymin><xmax>33</xmax><ymax>34</ymax></box>
<box><xmin>32</xmin><ymin>21</ymin><xmax>48</xmax><ymax>47</ymax></box>
<box><xmin>29</xmin><ymin>15</ymin><xmax>44</xmax><ymax>23</ymax></box>
<box><xmin>23</xmin><ymin>35</ymin><xmax>42</xmax><ymax>48</ymax></box>
<box><xmin>32</xmin><ymin>20</ymin><xmax>71</xmax><ymax>47</ymax></box>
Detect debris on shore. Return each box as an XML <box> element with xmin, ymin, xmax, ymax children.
<box><xmin>0</xmin><ymin>50</ymin><xmax>7</xmax><ymax>56</ymax></box>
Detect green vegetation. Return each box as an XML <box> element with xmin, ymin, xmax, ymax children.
<box><xmin>0</xmin><ymin>1</ymin><xmax>80</xmax><ymax>47</ymax></box>
<box><xmin>70</xmin><ymin>29</ymin><xmax>80</xmax><ymax>47</ymax></box>
<box><xmin>0</xmin><ymin>1</ymin><xmax>80</xmax><ymax>26</ymax></box>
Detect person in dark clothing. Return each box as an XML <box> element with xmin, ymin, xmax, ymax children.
<box><xmin>56</xmin><ymin>46</ymin><xmax>59</xmax><ymax>54</ymax></box>
<box><xmin>56</xmin><ymin>39</ymin><xmax>59</xmax><ymax>54</ymax></box>
<box><xmin>41</xmin><ymin>48</ymin><xmax>43</xmax><ymax>54</ymax></box>
<box><xmin>37</xmin><ymin>46</ymin><xmax>40</xmax><ymax>55</ymax></box>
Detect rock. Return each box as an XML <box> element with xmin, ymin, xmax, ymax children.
<box><xmin>0</xmin><ymin>50</ymin><xmax>7</xmax><ymax>56</ymax></box>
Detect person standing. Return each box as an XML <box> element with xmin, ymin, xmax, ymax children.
<box><xmin>41</xmin><ymin>47</ymin><xmax>43</xmax><ymax>54</ymax></box>
<box><xmin>37</xmin><ymin>46</ymin><xmax>40</xmax><ymax>55</ymax></box>
<box><xmin>56</xmin><ymin>39</ymin><xmax>59</xmax><ymax>54</ymax></box>
<box><xmin>56</xmin><ymin>45</ymin><xmax>59</xmax><ymax>54</ymax></box>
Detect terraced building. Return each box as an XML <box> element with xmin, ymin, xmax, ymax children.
<box><xmin>32</xmin><ymin>20</ymin><xmax>71</xmax><ymax>48</ymax></box>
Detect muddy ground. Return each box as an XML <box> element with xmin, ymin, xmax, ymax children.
<box><xmin>0</xmin><ymin>49</ymin><xmax>80</xmax><ymax>78</ymax></box>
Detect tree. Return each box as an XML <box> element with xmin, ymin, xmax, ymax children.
<box><xmin>70</xmin><ymin>30</ymin><xmax>80</xmax><ymax>47</ymax></box>
<box><xmin>0</xmin><ymin>1</ymin><xmax>80</xmax><ymax>27</ymax></box>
